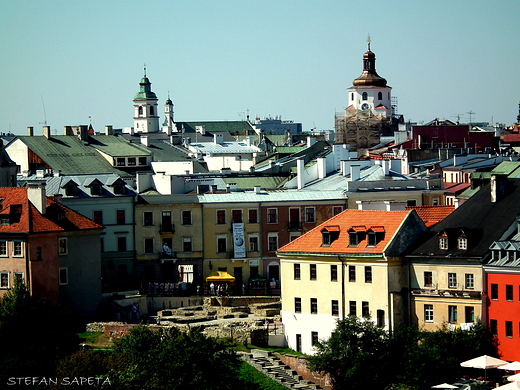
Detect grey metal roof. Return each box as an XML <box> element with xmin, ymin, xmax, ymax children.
<box><xmin>189</xmin><ymin>141</ymin><xmax>261</xmax><ymax>155</ymax></box>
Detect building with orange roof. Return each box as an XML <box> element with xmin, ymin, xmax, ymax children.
<box><xmin>0</xmin><ymin>183</ymin><xmax>103</xmax><ymax>319</ymax></box>
<box><xmin>277</xmin><ymin>209</ymin><xmax>426</xmax><ymax>354</ymax></box>
<box><xmin>405</xmin><ymin>205</ymin><xmax>455</xmax><ymax>227</ymax></box>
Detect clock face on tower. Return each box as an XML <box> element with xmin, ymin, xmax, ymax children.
<box><xmin>361</xmin><ymin>103</ymin><xmax>370</xmax><ymax>110</ymax></box>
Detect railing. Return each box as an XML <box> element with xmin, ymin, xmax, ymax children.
<box><xmin>287</xmin><ymin>221</ymin><xmax>302</xmax><ymax>231</ymax></box>
<box><xmin>159</xmin><ymin>223</ymin><xmax>175</xmax><ymax>233</ymax></box>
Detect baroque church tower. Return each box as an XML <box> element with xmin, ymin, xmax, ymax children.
<box><xmin>133</xmin><ymin>68</ymin><xmax>160</xmax><ymax>133</ymax></box>
<box><xmin>335</xmin><ymin>38</ymin><xmax>402</xmax><ymax>154</ymax></box>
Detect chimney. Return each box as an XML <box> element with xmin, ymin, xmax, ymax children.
<box><xmin>105</xmin><ymin>125</ymin><xmax>113</xmax><ymax>135</ymax></box>
<box><xmin>253</xmin><ymin>186</ymin><xmax>261</xmax><ymax>194</ymax></box>
<box><xmin>317</xmin><ymin>157</ymin><xmax>326</xmax><ymax>180</ymax></box>
<box><xmin>79</xmin><ymin>125</ymin><xmax>88</xmax><ymax>141</ymax></box>
<box><xmin>27</xmin><ymin>127</ymin><xmax>34</xmax><ymax>136</ymax></box>
<box><xmin>214</xmin><ymin>133</ymin><xmax>223</xmax><ymax>144</ymax></box>
<box><xmin>297</xmin><ymin>159</ymin><xmax>305</xmax><ymax>189</ymax></box>
<box><xmin>64</xmin><ymin>126</ymin><xmax>73</xmax><ymax>135</ymax></box>
<box><xmin>140</xmin><ymin>135</ymin><xmax>149</xmax><ymax>147</ymax></box>
<box><xmin>307</xmin><ymin>136</ymin><xmax>316</xmax><ymax>148</ymax></box>
<box><xmin>210</xmin><ymin>185</ymin><xmax>218</xmax><ymax>194</ymax></box>
<box><xmin>340</xmin><ymin>160</ymin><xmax>348</xmax><ymax>177</ymax></box>
<box><xmin>490</xmin><ymin>174</ymin><xmax>507</xmax><ymax>203</ymax></box>
<box><xmin>350</xmin><ymin>165</ymin><xmax>361</xmax><ymax>181</ymax></box>
<box><xmin>43</xmin><ymin>126</ymin><xmax>51</xmax><ymax>139</ymax></box>
<box><xmin>27</xmin><ymin>182</ymin><xmax>47</xmax><ymax>215</ymax></box>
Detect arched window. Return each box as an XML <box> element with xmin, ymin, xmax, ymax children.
<box><xmin>150</xmin><ymin>106</ymin><xmax>154</xmax><ymax>116</ymax></box>
<box><xmin>351</xmin><ymin>93</ymin><xmax>354</xmax><ymax>101</ymax></box>
<box><xmin>362</xmin><ymin>92</ymin><xmax>368</xmax><ymax>101</ymax></box>
<box><xmin>138</xmin><ymin>106</ymin><xmax>143</xmax><ymax>117</ymax></box>
<box><xmin>378</xmin><ymin>92</ymin><xmax>382</xmax><ymax>100</ymax></box>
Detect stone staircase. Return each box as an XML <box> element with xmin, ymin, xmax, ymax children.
<box><xmin>239</xmin><ymin>349</ymin><xmax>321</xmax><ymax>390</ymax></box>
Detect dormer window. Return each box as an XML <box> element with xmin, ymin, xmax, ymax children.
<box><xmin>349</xmin><ymin>226</ymin><xmax>366</xmax><ymax>247</ymax></box>
<box><xmin>367</xmin><ymin>226</ymin><xmax>385</xmax><ymax>247</ymax></box>
<box><xmin>321</xmin><ymin>226</ymin><xmax>340</xmax><ymax>247</ymax></box>
<box><xmin>61</xmin><ymin>180</ymin><xmax>79</xmax><ymax>197</ymax></box>
<box><xmin>457</xmin><ymin>230</ymin><xmax>467</xmax><ymax>250</ymax></box>
<box><xmin>438</xmin><ymin>230</ymin><xmax>448</xmax><ymax>250</ymax></box>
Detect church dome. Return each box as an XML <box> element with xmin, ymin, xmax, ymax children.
<box><xmin>134</xmin><ymin>74</ymin><xmax>157</xmax><ymax>100</ymax></box>
<box><xmin>352</xmin><ymin>48</ymin><xmax>387</xmax><ymax>88</ymax></box>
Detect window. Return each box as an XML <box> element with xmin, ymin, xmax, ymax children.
<box><xmin>217</xmin><ymin>237</ymin><xmax>227</xmax><ymax>253</ymax></box>
<box><xmin>465</xmin><ymin>306</ymin><xmax>475</xmax><ymax>323</ymax></box>
<box><xmin>458</xmin><ymin>237</ymin><xmax>467</xmax><ymax>250</ymax></box>
<box><xmin>406</xmin><ymin>199</ymin><xmax>417</xmax><ymax>207</ymax></box>
<box><xmin>144</xmin><ymin>238</ymin><xmax>154</xmax><ymax>253</ymax></box>
<box><xmin>377</xmin><ymin>310</ymin><xmax>385</xmax><ymax>327</ymax></box>
<box><xmin>117</xmin><ymin>237</ymin><xmax>127</xmax><ymax>252</ymax></box>
<box><xmin>59</xmin><ymin>238</ymin><xmax>68</xmax><ymax>255</ymax></box>
<box><xmin>490</xmin><ymin>319</ymin><xmax>498</xmax><ymax>336</ymax></box>
<box><xmin>183</xmin><ymin>237</ymin><xmax>192</xmax><ymax>252</ymax></box>
<box><xmin>305</xmin><ymin>207</ymin><xmax>315</xmax><ymax>223</ymax></box>
<box><xmin>332</xmin><ymin>300</ymin><xmax>339</xmax><ymax>316</ymax></box>
<box><xmin>12</xmin><ymin>241</ymin><xmax>22</xmax><ymax>257</ymax></box>
<box><xmin>465</xmin><ymin>274</ymin><xmax>474</xmax><ymax>289</ymax></box>
<box><xmin>448</xmin><ymin>273</ymin><xmax>457</xmax><ymax>288</ymax></box>
<box><xmin>267</xmin><ymin>208</ymin><xmax>278</xmax><ymax>224</ymax></box>
<box><xmin>506</xmin><ymin>284</ymin><xmax>514</xmax><ymax>301</ymax></box>
<box><xmin>424</xmin><ymin>304</ymin><xmax>434</xmax><ymax>322</ymax></box>
<box><xmin>295</xmin><ymin>298</ymin><xmax>301</xmax><ymax>313</ymax></box>
<box><xmin>138</xmin><ymin>106</ymin><xmax>143</xmax><ymax>116</ymax></box>
<box><xmin>231</xmin><ymin>209</ymin><xmax>242</xmax><ymax>223</ymax></box>
<box><xmin>362</xmin><ymin>92</ymin><xmax>368</xmax><ymax>100</ymax></box>
<box><xmin>506</xmin><ymin>321</ymin><xmax>513</xmax><ymax>338</ymax></box>
<box><xmin>248</xmin><ymin>236</ymin><xmax>258</xmax><ymax>252</ymax></box>
<box><xmin>116</xmin><ymin>158</ymin><xmax>125</xmax><ymax>166</ymax></box>
<box><xmin>150</xmin><ymin>106</ymin><xmax>154</xmax><ymax>116</ymax></box>
<box><xmin>182</xmin><ymin>210</ymin><xmax>192</xmax><ymax>225</ymax></box>
<box><xmin>128</xmin><ymin>157</ymin><xmax>136</xmax><ymax>166</ymax></box>
<box><xmin>362</xmin><ymin>301</ymin><xmax>370</xmax><ymax>317</ymax></box>
<box><xmin>310</xmin><ymin>298</ymin><xmax>318</xmax><ymax>314</ymax></box>
<box><xmin>330</xmin><ymin>265</ymin><xmax>338</xmax><ymax>282</ymax></box>
<box><xmin>14</xmin><ymin>272</ymin><xmax>23</xmax><ymax>284</ymax></box>
<box><xmin>349</xmin><ymin>301</ymin><xmax>357</xmax><ymax>316</ymax></box>
<box><xmin>439</xmin><ymin>237</ymin><xmax>448</xmax><ymax>250</ymax></box>
<box><xmin>310</xmin><ymin>264</ymin><xmax>317</xmax><ymax>280</ymax></box>
<box><xmin>365</xmin><ymin>266</ymin><xmax>372</xmax><ymax>283</ymax></box>
<box><xmin>332</xmin><ymin>206</ymin><xmax>343</xmax><ymax>216</ymax></box>
<box><xmin>349</xmin><ymin>232</ymin><xmax>359</xmax><ymax>246</ymax></box>
<box><xmin>349</xmin><ymin>265</ymin><xmax>356</xmax><ymax>282</ymax></box>
<box><xmin>268</xmin><ymin>234</ymin><xmax>278</xmax><ymax>252</ymax></box>
<box><xmin>143</xmin><ymin>211</ymin><xmax>153</xmax><ymax>226</ymax></box>
<box><xmin>248</xmin><ymin>209</ymin><xmax>258</xmax><ymax>224</ymax></box>
<box><xmin>0</xmin><ymin>241</ymin><xmax>7</xmax><ymax>257</ymax></box>
<box><xmin>294</xmin><ymin>264</ymin><xmax>301</xmax><ymax>280</ymax></box>
<box><xmin>59</xmin><ymin>268</ymin><xmax>68</xmax><ymax>285</ymax></box>
<box><xmin>116</xmin><ymin>210</ymin><xmax>125</xmax><ymax>225</ymax></box>
<box><xmin>216</xmin><ymin>210</ymin><xmax>226</xmax><ymax>224</ymax></box>
<box><xmin>90</xmin><ymin>185</ymin><xmax>102</xmax><ymax>196</ymax></box>
<box><xmin>138</xmin><ymin>157</ymin><xmax>147</xmax><ymax>166</ymax></box>
<box><xmin>0</xmin><ymin>272</ymin><xmax>8</xmax><ymax>288</ymax></box>
<box><xmin>113</xmin><ymin>184</ymin><xmax>124</xmax><ymax>194</ymax></box>
<box><xmin>367</xmin><ymin>232</ymin><xmax>376</xmax><ymax>247</ymax></box>
<box><xmin>448</xmin><ymin>306</ymin><xmax>458</xmax><ymax>323</ymax></box>
<box><xmin>491</xmin><ymin>283</ymin><xmax>499</xmax><ymax>300</ymax></box>
<box><xmin>161</xmin><ymin>211</ymin><xmax>173</xmax><ymax>232</ymax></box>
<box><xmin>424</xmin><ymin>271</ymin><xmax>433</xmax><ymax>287</ymax></box>
<box><xmin>311</xmin><ymin>331</ymin><xmax>319</xmax><ymax>346</ymax></box>
<box><xmin>94</xmin><ymin>210</ymin><xmax>103</xmax><ymax>225</ymax></box>
<box><xmin>378</xmin><ymin>91</ymin><xmax>382</xmax><ymax>100</ymax></box>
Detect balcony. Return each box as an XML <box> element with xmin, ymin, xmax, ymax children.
<box><xmin>159</xmin><ymin>223</ymin><xmax>175</xmax><ymax>233</ymax></box>
<box><xmin>287</xmin><ymin>221</ymin><xmax>302</xmax><ymax>231</ymax></box>
<box><xmin>160</xmin><ymin>251</ymin><xmax>177</xmax><ymax>260</ymax></box>
<box><xmin>411</xmin><ymin>289</ymin><xmax>482</xmax><ymax>299</ymax></box>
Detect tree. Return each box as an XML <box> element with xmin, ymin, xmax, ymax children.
<box><xmin>106</xmin><ymin>325</ymin><xmax>247</xmax><ymax>390</ymax></box>
<box><xmin>306</xmin><ymin>315</ymin><xmax>390</xmax><ymax>390</ymax></box>
<box><xmin>0</xmin><ymin>277</ymin><xmax>81</xmax><ymax>384</ymax></box>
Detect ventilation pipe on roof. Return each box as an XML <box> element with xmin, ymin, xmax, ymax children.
<box><xmin>140</xmin><ymin>135</ymin><xmax>149</xmax><ymax>147</ymax></box>
<box><xmin>105</xmin><ymin>125</ymin><xmax>113</xmax><ymax>135</ymax></box>
<box><xmin>317</xmin><ymin>157</ymin><xmax>326</xmax><ymax>180</ymax></box>
<box><xmin>64</xmin><ymin>126</ymin><xmax>73</xmax><ymax>136</ymax></box>
<box><xmin>350</xmin><ymin>165</ymin><xmax>361</xmax><ymax>181</ymax></box>
<box><xmin>27</xmin><ymin>182</ymin><xmax>46</xmax><ymax>215</ymax></box>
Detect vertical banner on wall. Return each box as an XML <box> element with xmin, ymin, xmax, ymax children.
<box><xmin>232</xmin><ymin>223</ymin><xmax>246</xmax><ymax>258</ymax></box>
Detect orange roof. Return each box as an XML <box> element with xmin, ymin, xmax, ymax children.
<box><xmin>277</xmin><ymin>209</ymin><xmax>411</xmax><ymax>255</ymax></box>
<box><xmin>405</xmin><ymin>205</ymin><xmax>455</xmax><ymax>227</ymax></box>
<box><xmin>0</xmin><ymin>187</ymin><xmax>102</xmax><ymax>234</ymax></box>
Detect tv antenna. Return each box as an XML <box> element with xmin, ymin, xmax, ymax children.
<box><xmin>40</xmin><ymin>95</ymin><xmax>48</xmax><ymax>126</ymax></box>
<box><xmin>451</xmin><ymin>114</ymin><xmax>464</xmax><ymax>125</ymax></box>
<box><xmin>467</xmin><ymin>110</ymin><xmax>475</xmax><ymax>125</ymax></box>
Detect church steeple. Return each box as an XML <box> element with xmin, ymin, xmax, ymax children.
<box><xmin>133</xmin><ymin>67</ymin><xmax>159</xmax><ymax>133</ymax></box>
<box><xmin>353</xmin><ymin>37</ymin><xmax>387</xmax><ymax>87</ymax></box>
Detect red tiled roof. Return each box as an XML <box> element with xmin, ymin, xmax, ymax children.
<box><xmin>0</xmin><ymin>188</ymin><xmax>102</xmax><ymax>234</ymax></box>
<box><xmin>443</xmin><ymin>182</ymin><xmax>471</xmax><ymax>194</ymax></box>
<box><xmin>322</xmin><ymin>225</ymin><xmax>340</xmax><ymax>232</ymax></box>
<box><xmin>277</xmin><ymin>209</ymin><xmax>411</xmax><ymax>255</ymax></box>
<box><xmin>501</xmin><ymin>134</ymin><xmax>520</xmax><ymax>143</ymax></box>
<box><xmin>405</xmin><ymin>205</ymin><xmax>455</xmax><ymax>227</ymax></box>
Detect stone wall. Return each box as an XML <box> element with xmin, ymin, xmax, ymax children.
<box><xmin>274</xmin><ymin>353</ymin><xmax>333</xmax><ymax>390</ymax></box>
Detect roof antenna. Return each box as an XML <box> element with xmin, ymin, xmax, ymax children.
<box><xmin>39</xmin><ymin>95</ymin><xmax>47</xmax><ymax>126</ymax></box>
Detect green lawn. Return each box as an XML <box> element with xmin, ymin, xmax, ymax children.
<box><xmin>238</xmin><ymin>361</ymin><xmax>289</xmax><ymax>390</ymax></box>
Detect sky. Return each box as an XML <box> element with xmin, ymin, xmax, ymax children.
<box><xmin>1</xmin><ymin>0</ymin><xmax>519</xmax><ymax>136</ymax></box>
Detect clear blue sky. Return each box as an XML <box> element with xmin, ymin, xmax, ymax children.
<box><xmin>1</xmin><ymin>0</ymin><xmax>519</xmax><ymax>135</ymax></box>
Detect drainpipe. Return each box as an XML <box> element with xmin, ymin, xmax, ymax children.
<box><xmin>338</xmin><ymin>255</ymin><xmax>346</xmax><ymax>320</ymax></box>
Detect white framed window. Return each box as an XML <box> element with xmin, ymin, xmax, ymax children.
<box><xmin>448</xmin><ymin>273</ymin><xmax>457</xmax><ymax>288</ymax></box>
<box><xmin>14</xmin><ymin>272</ymin><xmax>24</xmax><ymax>284</ymax></box>
<box><xmin>465</xmin><ymin>273</ymin><xmax>474</xmax><ymax>289</ymax></box>
<box><xmin>305</xmin><ymin>207</ymin><xmax>316</xmax><ymax>223</ymax></box>
<box><xmin>332</xmin><ymin>206</ymin><xmax>343</xmax><ymax>216</ymax></box>
<box><xmin>439</xmin><ymin>237</ymin><xmax>448</xmax><ymax>250</ymax></box>
<box><xmin>59</xmin><ymin>268</ymin><xmax>68</xmax><ymax>285</ymax></box>
<box><xmin>458</xmin><ymin>237</ymin><xmax>467</xmax><ymax>250</ymax></box>
<box><xmin>448</xmin><ymin>305</ymin><xmax>458</xmax><ymax>323</ymax></box>
<box><xmin>59</xmin><ymin>238</ymin><xmax>68</xmax><ymax>255</ymax></box>
<box><xmin>268</xmin><ymin>233</ymin><xmax>278</xmax><ymax>252</ymax></box>
<box><xmin>248</xmin><ymin>235</ymin><xmax>259</xmax><ymax>252</ymax></box>
<box><xmin>0</xmin><ymin>272</ymin><xmax>9</xmax><ymax>288</ymax></box>
<box><xmin>0</xmin><ymin>240</ymin><xmax>7</xmax><ymax>257</ymax></box>
<box><xmin>424</xmin><ymin>304</ymin><xmax>433</xmax><ymax>322</ymax></box>
<box><xmin>267</xmin><ymin>208</ymin><xmax>278</xmax><ymax>224</ymax></box>
<box><xmin>12</xmin><ymin>241</ymin><xmax>23</xmax><ymax>257</ymax></box>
